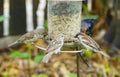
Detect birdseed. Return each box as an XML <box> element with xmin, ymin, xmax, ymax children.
<box><xmin>48</xmin><ymin>1</ymin><xmax>82</xmax><ymax>41</ymax></box>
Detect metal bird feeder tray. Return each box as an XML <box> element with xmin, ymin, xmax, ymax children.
<box><xmin>48</xmin><ymin>0</ymin><xmax>83</xmax><ymax>42</ymax></box>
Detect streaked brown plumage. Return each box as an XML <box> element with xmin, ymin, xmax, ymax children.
<box><xmin>41</xmin><ymin>34</ymin><xmax>65</xmax><ymax>63</ymax></box>
<box><xmin>8</xmin><ymin>29</ymin><xmax>46</xmax><ymax>47</ymax></box>
<box><xmin>75</xmin><ymin>32</ymin><xmax>110</xmax><ymax>58</ymax></box>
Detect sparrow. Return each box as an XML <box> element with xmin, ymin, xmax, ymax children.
<box><xmin>8</xmin><ymin>29</ymin><xmax>46</xmax><ymax>47</ymax></box>
<box><xmin>41</xmin><ymin>34</ymin><xmax>65</xmax><ymax>63</ymax></box>
<box><xmin>75</xmin><ymin>32</ymin><xmax>110</xmax><ymax>58</ymax></box>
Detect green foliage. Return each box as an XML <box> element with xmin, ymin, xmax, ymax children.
<box><xmin>83</xmin><ymin>49</ymin><xmax>93</xmax><ymax>57</ymax></box>
<box><xmin>1</xmin><ymin>72</ymin><xmax>9</xmax><ymax>77</ymax></box>
<box><xmin>68</xmin><ymin>73</ymin><xmax>77</xmax><ymax>77</ymax></box>
<box><xmin>0</xmin><ymin>16</ymin><xmax>4</xmax><ymax>22</ymax></box>
<box><xmin>9</xmin><ymin>46</ymin><xmax>44</xmax><ymax>63</ymax></box>
<box><xmin>32</xmin><ymin>74</ymin><xmax>48</xmax><ymax>77</ymax></box>
<box><xmin>26</xmin><ymin>44</ymin><xmax>32</xmax><ymax>62</ymax></box>
<box><xmin>86</xmin><ymin>74</ymin><xmax>92</xmax><ymax>77</ymax></box>
<box><xmin>113</xmin><ymin>69</ymin><xmax>120</xmax><ymax>76</ymax></box>
<box><xmin>82</xmin><ymin>14</ymin><xmax>98</xmax><ymax>20</ymax></box>
<box><xmin>10</xmin><ymin>51</ymin><xmax>29</xmax><ymax>59</ymax></box>
<box><xmin>9</xmin><ymin>48</ymin><xmax>29</xmax><ymax>59</ymax></box>
<box><xmin>105</xmin><ymin>64</ymin><xmax>110</xmax><ymax>73</ymax></box>
<box><xmin>82</xmin><ymin>3</ymin><xmax>98</xmax><ymax>21</ymax></box>
<box><xmin>27</xmin><ymin>44</ymin><xmax>32</xmax><ymax>51</ymax></box>
<box><xmin>34</xmin><ymin>55</ymin><xmax>44</xmax><ymax>63</ymax></box>
<box><xmin>82</xmin><ymin>4</ymin><xmax>88</xmax><ymax>13</ymax></box>
<box><xmin>9</xmin><ymin>44</ymin><xmax>33</xmax><ymax>59</ymax></box>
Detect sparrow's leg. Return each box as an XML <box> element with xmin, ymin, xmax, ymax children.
<box><xmin>79</xmin><ymin>52</ymin><xmax>92</xmax><ymax>67</ymax></box>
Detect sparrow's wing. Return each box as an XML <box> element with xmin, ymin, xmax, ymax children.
<box><xmin>8</xmin><ymin>33</ymin><xmax>33</xmax><ymax>47</ymax></box>
<box><xmin>42</xmin><ymin>34</ymin><xmax>64</xmax><ymax>63</ymax></box>
<box><xmin>19</xmin><ymin>29</ymin><xmax>46</xmax><ymax>43</ymax></box>
<box><xmin>33</xmin><ymin>29</ymin><xmax>46</xmax><ymax>39</ymax></box>
<box><xmin>87</xmin><ymin>36</ymin><xmax>101</xmax><ymax>50</ymax></box>
<box><xmin>80</xmin><ymin>34</ymin><xmax>101</xmax><ymax>51</ymax></box>
<box><xmin>23</xmin><ymin>29</ymin><xmax>45</xmax><ymax>43</ymax></box>
<box><xmin>42</xmin><ymin>40</ymin><xmax>64</xmax><ymax>63</ymax></box>
<box><xmin>46</xmin><ymin>39</ymin><xmax>63</xmax><ymax>53</ymax></box>
<box><xmin>81</xmin><ymin>36</ymin><xmax>94</xmax><ymax>47</ymax></box>
<box><xmin>8</xmin><ymin>29</ymin><xmax>45</xmax><ymax>47</ymax></box>
<box><xmin>80</xmin><ymin>33</ymin><xmax>110</xmax><ymax>58</ymax></box>
<box><xmin>18</xmin><ymin>32</ymin><xmax>33</xmax><ymax>43</ymax></box>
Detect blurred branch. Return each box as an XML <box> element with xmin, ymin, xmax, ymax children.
<box><xmin>36</xmin><ymin>0</ymin><xmax>46</xmax><ymax>29</ymax></box>
<box><xmin>3</xmin><ymin>0</ymin><xmax>9</xmax><ymax>36</ymax></box>
<box><xmin>26</xmin><ymin>0</ymin><xmax>34</xmax><ymax>32</ymax></box>
<box><xmin>87</xmin><ymin>0</ymin><xmax>92</xmax><ymax>12</ymax></box>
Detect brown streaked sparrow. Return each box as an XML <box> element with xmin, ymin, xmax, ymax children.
<box><xmin>75</xmin><ymin>32</ymin><xmax>110</xmax><ymax>58</ymax></box>
<box><xmin>41</xmin><ymin>34</ymin><xmax>65</xmax><ymax>63</ymax></box>
<box><xmin>8</xmin><ymin>29</ymin><xmax>46</xmax><ymax>47</ymax></box>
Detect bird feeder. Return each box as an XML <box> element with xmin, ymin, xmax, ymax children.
<box><xmin>48</xmin><ymin>0</ymin><xmax>83</xmax><ymax>42</ymax></box>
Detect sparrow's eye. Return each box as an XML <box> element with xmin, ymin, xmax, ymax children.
<box><xmin>61</xmin><ymin>34</ymin><xmax>65</xmax><ymax>37</ymax></box>
<box><xmin>74</xmin><ymin>33</ymin><xmax>79</xmax><ymax>38</ymax></box>
<box><xmin>74</xmin><ymin>35</ymin><xmax>77</xmax><ymax>38</ymax></box>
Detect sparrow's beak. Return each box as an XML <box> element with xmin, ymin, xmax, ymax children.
<box><xmin>74</xmin><ymin>33</ymin><xmax>80</xmax><ymax>38</ymax></box>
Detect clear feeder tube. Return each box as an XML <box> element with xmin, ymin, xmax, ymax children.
<box><xmin>48</xmin><ymin>0</ymin><xmax>82</xmax><ymax>42</ymax></box>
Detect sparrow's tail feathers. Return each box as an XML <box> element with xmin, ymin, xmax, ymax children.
<box><xmin>8</xmin><ymin>41</ymin><xmax>18</xmax><ymax>47</ymax></box>
<box><xmin>41</xmin><ymin>52</ymin><xmax>54</xmax><ymax>63</ymax></box>
<box><xmin>99</xmin><ymin>51</ymin><xmax>110</xmax><ymax>58</ymax></box>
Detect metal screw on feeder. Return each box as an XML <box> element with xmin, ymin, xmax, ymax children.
<box><xmin>48</xmin><ymin>0</ymin><xmax>83</xmax><ymax>43</ymax></box>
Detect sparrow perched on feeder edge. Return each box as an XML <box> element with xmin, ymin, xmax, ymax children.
<box><xmin>8</xmin><ymin>29</ymin><xmax>46</xmax><ymax>47</ymax></box>
<box><xmin>75</xmin><ymin>32</ymin><xmax>110</xmax><ymax>58</ymax></box>
<box><xmin>41</xmin><ymin>34</ymin><xmax>65</xmax><ymax>63</ymax></box>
